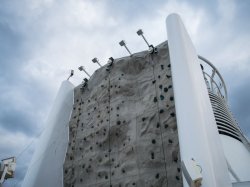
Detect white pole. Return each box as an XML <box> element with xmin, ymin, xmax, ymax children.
<box><xmin>166</xmin><ymin>13</ymin><xmax>231</xmax><ymax>187</ymax></box>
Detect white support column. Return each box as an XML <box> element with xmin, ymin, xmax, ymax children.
<box><xmin>166</xmin><ymin>13</ymin><xmax>231</xmax><ymax>187</ymax></box>
<box><xmin>22</xmin><ymin>80</ymin><xmax>74</xmax><ymax>187</ymax></box>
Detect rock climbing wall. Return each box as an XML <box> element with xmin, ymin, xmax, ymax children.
<box><xmin>63</xmin><ymin>41</ymin><xmax>182</xmax><ymax>187</ymax></box>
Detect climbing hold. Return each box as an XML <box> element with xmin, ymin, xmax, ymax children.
<box><xmin>164</xmin><ymin>87</ymin><xmax>168</xmax><ymax>92</ymax></box>
<box><xmin>170</xmin><ymin>112</ymin><xmax>175</xmax><ymax>117</ymax></box>
<box><xmin>164</xmin><ymin>124</ymin><xmax>168</xmax><ymax>129</ymax></box>
<box><xmin>117</xmin><ymin>121</ymin><xmax>121</xmax><ymax>125</ymax></box>
<box><xmin>168</xmin><ymin>139</ymin><xmax>173</xmax><ymax>143</ymax></box>
<box><xmin>168</xmin><ymin>85</ymin><xmax>172</xmax><ymax>89</ymax></box>
<box><xmin>155</xmin><ymin>173</ymin><xmax>160</xmax><ymax>179</ymax></box>
<box><xmin>158</xmin><ymin>75</ymin><xmax>161</xmax><ymax>79</ymax></box>
<box><xmin>152</xmin><ymin>80</ymin><xmax>156</xmax><ymax>84</ymax></box>
<box><xmin>153</xmin><ymin>97</ymin><xmax>157</xmax><ymax>103</ymax></box>
<box><xmin>156</xmin><ymin>123</ymin><xmax>160</xmax><ymax>128</ymax></box>
<box><xmin>159</xmin><ymin>85</ymin><xmax>162</xmax><ymax>89</ymax></box>
<box><xmin>160</xmin><ymin>95</ymin><xmax>164</xmax><ymax>100</ymax></box>
<box><xmin>173</xmin><ymin>157</ymin><xmax>178</xmax><ymax>163</ymax></box>
<box><xmin>159</xmin><ymin>109</ymin><xmax>164</xmax><ymax>113</ymax></box>
<box><xmin>170</xmin><ymin>96</ymin><xmax>174</xmax><ymax>101</ymax></box>
<box><xmin>176</xmin><ymin>176</ymin><xmax>180</xmax><ymax>180</ymax></box>
<box><xmin>168</xmin><ymin>64</ymin><xmax>171</xmax><ymax>68</ymax></box>
<box><xmin>161</xmin><ymin>64</ymin><xmax>164</xmax><ymax>70</ymax></box>
<box><xmin>152</xmin><ymin>139</ymin><xmax>156</xmax><ymax>144</ymax></box>
<box><xmin>142</xmin><ymin>117</ymin><xmax>146</xmax><ymax>121</ymax></box>
<box><xmin>166</xmin><ymin>74</ymin><xmax>171</xmax><ymax>78</ymax></box>
<box><xmin>151</xmin><ymin>152</ymin><xmax>155</xmax><ymax>159</ymax></box>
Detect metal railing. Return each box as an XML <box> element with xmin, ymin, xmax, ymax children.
<box><xmin>198</xmin><ymin>55</ymin><xmax>228</xmax><ymax>101</ymax></box>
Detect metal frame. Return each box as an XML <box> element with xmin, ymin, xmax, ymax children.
<box><xmin>198</xmin><ymin>55</ymin><xmax>228</xmax><ymax>101</ymax></box>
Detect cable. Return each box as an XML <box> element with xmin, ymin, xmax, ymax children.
<box><xmin>16</xmin><ymin>128</ymin><xmax>45</xmax><ymax>160</ymax></box>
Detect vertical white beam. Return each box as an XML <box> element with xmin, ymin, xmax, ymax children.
<box><xmin>166</xmin><ymin>14</ymin><xmax>231</xmax><ymax>186</ymax></box>
<box><xmin>22</xmin><ymin>80</ymin><xmax>74</xmax><ymax>187</ymax></box>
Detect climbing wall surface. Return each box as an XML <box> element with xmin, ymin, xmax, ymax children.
<box><xmin>63</xmin><ymin>41</ymin><xmax>182</xmax><ymax>187</ymax></box>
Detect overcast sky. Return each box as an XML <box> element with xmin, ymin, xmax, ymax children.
<box><xmin>0</xmin><ymin>0</ymin><xmax>250</xmax><ymax>186</ymax></box>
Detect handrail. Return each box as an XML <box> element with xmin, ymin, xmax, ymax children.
<box><xmin>198</xmin><ymin>55</ymin><xmax>228</xmax><ymax>101</ymax></box>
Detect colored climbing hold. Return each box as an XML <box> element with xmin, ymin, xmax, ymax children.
<box><xmin>160</xmin><ymin>95</ymin><xmax>164</xmax><ymax>100</ymax></box>
<box><xmin>153</xmin><ymin>97</ymin><xmax>157</xmax><ymax>103</ymax></box>
<box><xmin>170</xmin><ymin>112</ymin><xmax>175</xmax><ymax>117</ymax></box>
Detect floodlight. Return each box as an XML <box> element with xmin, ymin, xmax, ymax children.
<box><xmin>136</xmin><ymin>29</ymin><xmax>150</xmax><ymax>47</ymax></box>
<box><xmin>136</xmin><ymin>29</ymin><xmax>143</xmax><ymax>36</ymax></box>
<box><xmin>92</xmin><ymin>58</ymin><xmax>102</xmax><ymax>67</ymax></box>
<box><xmin>92</xmin><ymin>58</ymin><xmax>98</xmax><ymax>63</ymax></box>
<box><xmin>78</xmin><ymin>66</ymin><xmax>90</xmax><ymax>77</ymax></box>
<box><xmin>119</xmin><ymin>40</ymin><xmax>132</xmax><ymax>55</ymax></box>
<box><xmin>78</xmin><ymin>66</ymin><xmax>84</xmax><ymax>71</ymax></box>
<box><xmin>67</xmin><ymin>70</ymin><xmax>74</xmax><ymax>80</ymax></box>
<box><xmin>119</xmin><ymin>40</ymin><xmax>125</xmax><ymax>46</ymax></box>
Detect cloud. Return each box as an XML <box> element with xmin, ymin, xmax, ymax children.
<box><xmin>0</xmin><ymin>0</ymin><xmax>250</xmax><ymax>186</ymax></box>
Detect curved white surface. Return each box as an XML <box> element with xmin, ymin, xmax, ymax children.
<box><xmin>220</xmin><ymin>135</ymin><xmax>250</xmax><ymax>182</ymax></box>
<box><xmin>166</xmin><ymin>14</ymin><xmax>231</xmax><ymax>186</ymax></box>
<box><xmin>22</xmin><ymin>80</ymin><xmax>74</xmax><ymax>187</ymax></box>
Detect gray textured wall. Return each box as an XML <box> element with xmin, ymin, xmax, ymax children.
<box><xmin>63</xmin><ymin>42</ymin><xmax>182</xmax><ymax>187</ymax></box>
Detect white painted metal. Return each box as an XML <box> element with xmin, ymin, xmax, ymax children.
<box><xmin>166</xmin><ymin>13</ymin><xmax>232</xmax><ymax>186</ymax></box>
<box><xmin>220</xmin><ymin>135</ymin><xmax>250</xmax><ymax>182</ymax></box>
<box><xmin>22</xmin><ymin>80</ymin><xmax>74</xmax><ymax>187</ymax></box>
